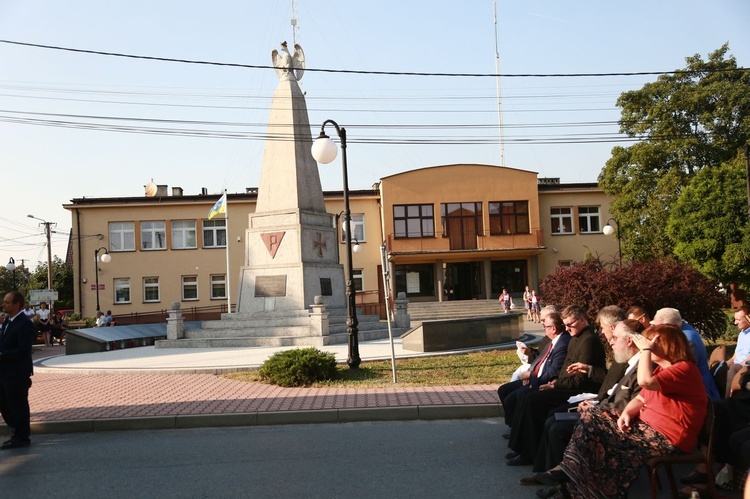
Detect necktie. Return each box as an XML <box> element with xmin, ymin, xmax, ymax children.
<box><xmin>532</xmin><ymin>341</ymin><xmax>553</xmax><ymax>378</ymax></box>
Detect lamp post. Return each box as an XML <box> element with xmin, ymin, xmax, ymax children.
<box><xmin>6</xmin><ymin>257</ymin><xmax>16</xmax><ymax>289</ymax></box>
<box><xmin>94</xmin><ymin>247</ymin><xmax>111</xmax><ymax>312</ymax></box>
<box><xmin>602</xmin><ymin>218</ymin><xmax>622</xmax><ymax>267</ymax></box>
<box><xmin>311</xmin><ymin>119</ymin><xmax>361</xmax><ymax>369</ymax></box>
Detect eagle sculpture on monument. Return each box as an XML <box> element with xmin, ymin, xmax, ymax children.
<box><xmin>271</xmin><ymin>41</ymin><xmax>305</xmax><ymax>81</ymax></box>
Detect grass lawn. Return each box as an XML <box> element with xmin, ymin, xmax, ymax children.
<box><xmin>224</xmin><ymin>349</ymin><xmax>521</xmax><ymax>388</ymax></box>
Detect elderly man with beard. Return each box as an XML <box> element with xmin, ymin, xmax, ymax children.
<box><xmin>519</xmin><ymin>319</ymin><xmax>645</xmax><ymax>493</ymax></box>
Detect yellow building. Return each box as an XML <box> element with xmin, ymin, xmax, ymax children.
<box><xmin>64</xmin><ymin>165</ymin><xmax>618</xmax><ymax>318</ymax></box>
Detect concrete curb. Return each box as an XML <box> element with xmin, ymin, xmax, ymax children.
<box><xmin>16</xmin><ymin>404</ymin><xmax>504</xmax><ymax>435</ymax></box>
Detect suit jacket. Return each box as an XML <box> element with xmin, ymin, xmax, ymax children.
<box><xmin>530</xmin><ymin>331</ymin><xmax>571</xmax><ymax>388</ymax></box>
<box><xmin>600</xmin><ymin>360</ymin><xmax>642</xmax><ymax>412</ymax></box>
<box><xmin>554</xmin><ymin>325</ymin><xmax>607</xmax><ymax>393</ymax></box>
<box><xmin>0</xmin><ymin>312</ymin><xmax>35</xmax><ymax>378</ymax></box>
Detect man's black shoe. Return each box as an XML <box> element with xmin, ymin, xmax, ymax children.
<box><xmin>536</xmin><ymin>486</ymin><xmax>559</xmax><ymax>498</ymax></box>
<box><xmin>505</xmin><ymin>451</ymin><xmax>520</xmax><ymax>459</ymax></box>
<box><xmin>1</xmin><ymin>439</ymin><xmax>30</xmax><ymax>450</ymax></box>
<box><xmin>506</xmin><ymin>454</ymin><xmax>533</xmax><ymax>466</ymax></box>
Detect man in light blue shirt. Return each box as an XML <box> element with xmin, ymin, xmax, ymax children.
<box><xmin>724</xmin><ymin>305</ymin><xmax>750</xmax><ymax>398</ymax></box>
<box><xmin>652</xmin><ymin>307</ymin><xmax>720</xmax><ymax>401</ymax></box>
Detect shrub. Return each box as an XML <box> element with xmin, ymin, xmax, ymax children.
<box><xmin>258</xmin><ymin>347</ymin><xmax>338</xmax><ymax>387</ymax></box>
<box><xmin>540</xmin><ymin>258</ymin><xmax>728</xmax><ymax>339</ymax></box>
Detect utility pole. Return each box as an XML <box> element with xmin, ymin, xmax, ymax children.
<box><xmin>28</xmin><ymin>214</ymin><xmax>56</xmax><ymax>289</ymax></box>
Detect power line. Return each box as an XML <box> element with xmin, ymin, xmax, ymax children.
<box><xmin>2</xmin><ymin>39</ymin><xmax>747</xmax><ymax>78</ymax></box>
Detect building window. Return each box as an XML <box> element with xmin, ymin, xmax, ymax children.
<box><xmin>182</xmin><ymin>275</ymin><xmax>198</xmax><ymax>301</ymax></box>
<box><xmin>203</xmin><ymin>219</ymin><xmax>227</xmax><ymax>248</ymax></box>
<box><xmin>489</xmin><ymin>201</ymin><xmax>530</xmax><ymax>235</ymax></box>
<box><xmin>352</xmin><ymin>269</ymin><xmax>363</xmax><ymax>292</ymax></box>
<box><xmin>551</xmin><ymin>207</ymin><xmax>574</xmax><ymax>235</ymax></box>
<box><xmin>143</xmin><ymin>277</ymin><xmax>160</xmax><ymax>302</ymax></box>
<box><xmin>558</xmin><ymin>260</ymin><xmax>574</xmax><ymax>268</ymax></box>
<box><xmin>341</xmin><ymin>214</ymin><xmax>365</xmax><ymax>243</ymax></box>
<box><xmin>172</xmin><ymin>220</ymin><xmax>197</xmax><ymax>249</ymax></box>
<box><xmin>394</xmin><ymin>204</ymin><xmax>435</xmax><ymax>238</ymax></box>
<box><xmin>109</xmin><ymin>222</ymin><xmax>135</xmax><ymax>252</ymax></box>
<box><xmin>394</xmin><ymin>263</ymin><xmax>435</xmax><ymax>297</ymax></box>
<box><xmin>441</xmin><ymin>202</ymin><xmax>482</xmax><ymax>250</ymax></box>
<box><xmin>141</xmin><ymin>221</ymin><xmax>166</xmax><ymax>250</ymax></box>
<box><xmin>114</xmin><ymin>278</ymin><xmax>131</xmax><ymax>303</ymax></box>
<box><xmin>210</xmin><ymin>275</ymin><xmax>227</xmax><ymax>299</ymax></box>
<box><xmin>578</xmin><ymin>206</ymin><xmax>601</xmax><ymax>233</ymax></box>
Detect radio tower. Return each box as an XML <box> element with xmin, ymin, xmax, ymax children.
<box><xmin>291</xmin><ymin>0</ymin><xmax>300</xmax><ymax>46</ymax></box>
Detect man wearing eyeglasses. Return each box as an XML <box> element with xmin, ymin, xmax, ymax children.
<box><xmin>498</xmin><ymin>312</ymin><xmax>570</xmax><ymax>432</ymax></box>
<box><xmin>505</xmin><ymin>305</ymin><xmax>607</xmax><ymax>466</ymax></box>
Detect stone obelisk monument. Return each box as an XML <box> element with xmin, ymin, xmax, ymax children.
<box><xmin>236</xmin><ymin>43</ymin><xmax>346</xmax><ymax>315</ymax></box>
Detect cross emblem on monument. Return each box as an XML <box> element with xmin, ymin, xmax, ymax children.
<box><xmin>313</xmin><ymin>232</ymin><xmax>326</xmax><ymax>258</ymax></box>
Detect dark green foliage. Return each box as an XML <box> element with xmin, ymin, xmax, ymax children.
<box><xmin>540</xmin><ymin>259</ymin><xmax>728</xmax><ymax>339</ymax></box>
<box><xmin>598</xmin><ymin>45</ymin><xmax>750</xmax><ymax>261</ymax></box>
<box><xmin>258</xmin><ymin>347</ymin><xmax>338</xmax><ymax>387</ymax></box>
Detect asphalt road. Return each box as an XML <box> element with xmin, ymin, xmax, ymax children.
<box><xmin>2</xmin><ymin>418</ymin><xmax>550</xmax><ymax>499</ymax></box>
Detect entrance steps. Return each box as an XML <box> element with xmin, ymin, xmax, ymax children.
<box><xmin>408</xmin><ymin>299</ymin><xmax>522</xmax><ymax>323</ymax></box>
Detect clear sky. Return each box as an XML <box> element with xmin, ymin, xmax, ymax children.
<box><xmin>1</xmin><ymin>0</ymin><xmax>748</xmax><ymax>273</ymax></box>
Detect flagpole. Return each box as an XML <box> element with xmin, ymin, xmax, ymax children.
<box><xmin>223</xmin><ymin>190</ymin><xmax>232</xmax><ymax>314</ymax></box>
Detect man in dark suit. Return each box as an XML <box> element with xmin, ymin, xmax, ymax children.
<box><xmin>498</xmin><ymin>312</ymin><xmax>571</xmax><ymax>429</ymax></box>
<box><xmin>523</xmin><ymin>319</ymin><xmax>644</xmax><ymax>485</ymax></box>
<box><xmin>0</xmin><ymin>291</ymin><xmax>35</xmax><ymax>449</ymax></box>
<box><xmin>506</xmin><ymin>305</ymin><xmax>607</xmax><ymax>466</ymax></box>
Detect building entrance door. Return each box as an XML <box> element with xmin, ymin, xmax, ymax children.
<box><xmin>445</xmin><ymin>262</ymin><xmax>481</xmax><ymax>300</ymax></box>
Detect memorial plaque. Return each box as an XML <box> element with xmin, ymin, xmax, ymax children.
<box><xmin>255</xmin><ymin>275</ymin><xmax>287</xmax><ymax>297</ymax></box>
<box><xmin>320</xmin><ymin>278</ymin><xmax>332</xmax><ymax>296</ymax></box>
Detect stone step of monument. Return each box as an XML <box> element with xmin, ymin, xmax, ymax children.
<box><xmin>199</xmin><ymin>312</ymin><xmax>382</xmax><ymax>331</ymax></box>
<box><xmin>408</xmin><ymin>299</ymin><xmax>516</xmax><ymax>322</ymax></box>
<box><xmin>187</xmin><ymin>317</ymin><xmax>392</xmax><ymax>339</ymax></box>
<box><xmin>157</xmin><ymin>327</ymin><xmax>409</xmax><ymax>349</ymax></box>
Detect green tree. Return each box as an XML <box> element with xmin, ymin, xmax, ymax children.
<box><xmin>667</xmin><ymin>154</ymin><xmax>750</xmax><ymax>287</ymax></box>
<box><xmin>598</xmin><ymin>44</ymin><xmax>750</xmax><ymax>260</ymax></box>
<box><xmin>28</xmin><ymin>257</ymin><xmax>74</xmax><ymax>309</ymax></box>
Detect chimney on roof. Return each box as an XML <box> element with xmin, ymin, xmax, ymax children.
<box><xmin>201</xmin><ymin>187</ymin><xmax>208</xmax><ymax>195</ymax></box>
<box><xmin>538</xmin><ymin>177</ymin><xmax>560</xmax><ymax>185</ymax></box>
<box><xmin>156</xmin><ymin>184</ymin><xmax>168</xmax><ymax>196</ymax></box>
<box><xmin>172</xmin><ymin>187</ymin><xmax>183</xmax><ymax>196</ymax></box>
<box><xmin>246</xmin><ymin>187</ymin><xmax>258</xmax><ymax>195</ymax></box>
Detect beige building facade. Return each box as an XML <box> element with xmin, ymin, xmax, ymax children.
<box><xmin>64</xmin><ymin>164</ymin><xmax>618</xmax><ymax>318</ymax></box>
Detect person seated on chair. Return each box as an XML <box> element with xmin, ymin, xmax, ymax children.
<box><xmin>552</xmin><ymin>324</ymin><xmax>707</xmax><ymax>499</ymax></box>
<box><xmin>95</xmin><ymin>311</ymin><xmax>106</xmax><ymax>328</ymax></box>
<box><xmin>520</xmin><ymin>319</ymin><xmax>646</xmax><ymax>490</ymax></box>
<box><xmin>510</xmin><ymin>305</ymin><xmax>560</xmax><ymax>382</ymax></box>
<box><xmin>723</xmin><ymin>306</ymin><xmax>750</xmax><ymax>398</ymax></box>
<box><xmin>626</xmin><ymin>305</ymin><xmax>651</xmax><ymax>330</ymax></box>
<box><xmin>104</xmin><ymin>310</ymin><xmax>114</xmax><ymax>327</ymax></box>
<box><xmin>505</xmin><ymin>305</ymin><xmax>607</xmax><ymax>467</ymax></box>
<box><xmin>50</xmin><ymin>311</ymin><xmax>64</xmax><ymax>345</ymax></box>
<box><xmin>498</xmin><ymin>312</ymin><xmax>570</xmax><ymax>435</ymax></box>
<box><xmin>651</xmin><ymin>307</ymin><xmax>720</xmax><ymax>401</ymax></box>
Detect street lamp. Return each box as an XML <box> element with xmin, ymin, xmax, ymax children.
<box><xmin>602</xmin><ymin>218</ymin><xmax>622</xmax><ymax>267</ymax></box>
<box><xmin>94</xmin><ymin>247</ymin><xmax>111</xmax><ymax>312</ymax></box>
<box><xmin>6</xmin><ymin>257</ymin><xmax>16</xmax><ymax>289</ymax></box>
<box><xmin>311</xmin><ymin>119</ymin><xmax>361</xmax><ymax>369</ymax></box>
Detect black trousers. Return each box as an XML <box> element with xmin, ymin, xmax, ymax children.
<box><xmin>533</xmin><ymin>414</ymin><xmax>578</xmax><ymax>472</ymax></box>
<box><xmin>0</xmin><ymin>376</ymin><xmax>32</xmax><ymax>441</ymax></box>
<box><xmin>497</xmin><ymin>380</ymin><xmax>530</xmax><ymax>428</ymax></box>
<box><xmin>509</xmin><ymin>389</ymin><xmax>576</xmax><ymax>461</ymax></box>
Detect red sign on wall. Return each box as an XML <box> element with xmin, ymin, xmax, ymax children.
<box><xmin>90</xmin><ymin>284</ymin><xmax>105</xmax><ymax>290</ymax></box>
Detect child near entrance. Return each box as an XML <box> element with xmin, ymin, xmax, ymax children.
<box><xmin>499</xmin><ymin>288</ymin><xmax>511</xmax><ymax>313</ymax></box>
<box><xmin>523</xmin><ymin>285</ymin><xmax>533</xmax><ymax>321</ymax></box>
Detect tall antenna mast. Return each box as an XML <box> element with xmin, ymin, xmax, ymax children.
<box><xmin>291</xmin><ymin>0</ymin><xmax>300</xmax><ymax>46</ymax></box>
<box><xmin>493</xmin><ymin>0</ymin><xmax>505</xmax><ymax>166</ymax></box>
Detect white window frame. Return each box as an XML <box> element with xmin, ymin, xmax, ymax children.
<box><xmin>341</xmin><ymin>214</ymin><xmax>365</xmax><ymax>243</ymax></box>
<box><xmin>578</xmin><ymin>206</ymin><xmax>601</xmax><ymax>234</ymax></box>
<box><xmin>114</xmin><ymin>278</ymin><xmax>131</xmax><ymax>303</ymax></box>
<box><xmin>551</xmin><ymin>207</ymin><xmax>574</xmax><ymax>235</ymax></box>
<box><xmin>109</xmin><ymin>222</ymin><xmax>135</xmax><ymax>252</ymax></box>
<box><xmin>210</xmin><ymin>275</ymin><xmax>227</xmax><ymax>299</ymax></box>
<box><xmin>143</xmin><ymin>277</ymin><xmax>160</xmax><ymax>302</ymax></box>
<box><xmin>353</xmin><ymin>268</ymin><xmax>364</xmax><ymax>292</ymax></box>
<box><xmin>182</xmin><ymin>275</ymin><xmax>198</xmax><ymax>301</ymax></box>
<box><xmin>141</xmin><ymin>221</ymin><xmax>166</xmax><ymax>250</ymax></box>
<box><xmin>202</xmin><ymin>219</ymin><xmax>227</xmax><ymax>248</ymax></box>
<box><xmin>172</xmin><ymin>220</ymin><xmax>197</xmax><ymax>249</ymax></box>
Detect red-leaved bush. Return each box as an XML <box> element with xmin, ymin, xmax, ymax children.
<box><xmin>539</xmin><ymin>259</ymin><xmax>728</xmax><ymax>339</ymax></box>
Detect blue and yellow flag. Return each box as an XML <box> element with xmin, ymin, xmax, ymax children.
<box><xmin>208</xmin><ymin>193</ymin><xmax>227</xmax><ymax>220</ymax></box>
